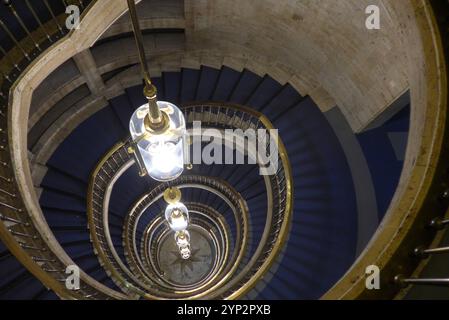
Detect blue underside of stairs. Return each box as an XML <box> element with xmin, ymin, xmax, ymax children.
<box><xmin>0</xmin><ymin>65</ymin><xmax>409</xmax><ymax>300</ymax></box>
<box><xmin>356</xmin><ymin>105</ymin><xmax>410</xmax><ymax>221</ymax></box>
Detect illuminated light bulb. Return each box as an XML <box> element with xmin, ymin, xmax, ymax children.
<box><xmin>163</xmin><ymin>188</ymin><xmax>191</xmax><ymax>259</ymax></box>
<box><xmin>180</xmin><ymin>247</ymin><xmax>191</xmax><ymax>260</ymax></box>
<box><xmin>175</xmin><ymin>230</ymin><xmax>190</xmax><ymax>246</ymax></box>
<box><xmin>147</xmin><ymin>141</ymin><xmax>178</xmax><ymax>173</ymax></box>
<box><xmin>129</xmin><ymin>101</ymin><xmax>186</xmax><ymax>182</ymax></box>
<box><xmin>165</xmin><ymin>202</ymin><xmax>189</xmax><ymax>232</ymax></box>
<box><xmin>175</xmin><ymin>230</ymin><xmax>191</xmax><ymax>260</ymax></box>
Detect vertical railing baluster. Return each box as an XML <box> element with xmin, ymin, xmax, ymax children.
<box><xmin>430</xmin><ymin>217</ymin><xmax>449</xmax><ymax>229</ymax></box>
<box><xmin>0</xmin><ymin>18</ymin><xmax>30</xmax><ymax>61</ymax></box>
<box><xmin>414</xmin><ymin>245</ymin><xmax>449</xmax><ymax>258</ymax></box>
<box><xmin>25</xmin><ymin>0</ymin><xmax>53</xmax><ymax>43</ymax></box>
<box><xmin>0</xmin><ymin>200</ymin><xmax>22</xmax><ymax>212</ymax></box>
<box><xmin>43</xmin><ymin>0</ymin><xmax>64</xmax><ymax>35</ymax></box>
<box><xmin>0</xmin><ymin>70</ymin><xmax>11</xmax><ymax>83</ymax></box>
<box><xmin>395</xmin><ymin>275</ymin><xmax>449</xmax><ymax>287</ymax></box>
<box><xmin>0</xmin><ymin>214</ymin><xmax>28</xmax><ymax>226</ymax></box>
<box><xmin>0</xmin><ymin>189</ymin><xmax>17</xmax><ymax>198</ymax></box>
<box><xmin>5</xmin><ymin>2</ymin><xmax>41</xmax><ymax>51</ymax></box>
<box><xmin>0</xmin><ymin>45</ymin><xmax>21</xmax><ymax>71</ymax></box>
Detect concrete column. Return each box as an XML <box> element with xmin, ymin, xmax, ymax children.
<box><xmin>73</xmin><ymin>49</ymin><xmax>106</xmax><ymax>96</ymax></box>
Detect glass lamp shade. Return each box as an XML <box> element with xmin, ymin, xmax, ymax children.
<box><xmin>175</xmin><ymin>230</ymin><xmax>190</xmax><ymax>246</ymax></box>
<box><xmin>164</xmin><ymin>202</ymin><xmax>189</xmax><ymax>232</ymax></box>
<box><xmin>129</xmin><ymin>101</ymin><xmax>186</xmax><ymax>182</ymax></box>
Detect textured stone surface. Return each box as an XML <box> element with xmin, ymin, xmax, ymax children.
<box><xmin>323</xmin><ymin>0</ymin><xmax>448</xmax><ymax>299</ymax></box>
<box><xmin>8</xmin><ymin>0</ymin><xmax>133</xmax><ymax>299</ymax></box>
<box><xmin>30</xmin><ymin>0</ymin><xmax>409</xmax><ymax>134</ymax></box>
<box><xmin>184</xmin><ymin>0</ymin><xmax>408</xmax><ymax>132</ymax></box>
<box><xmin>17</xmin><ymin>0</ymin><xmax>445</xmax><ymax>299</ymax></box>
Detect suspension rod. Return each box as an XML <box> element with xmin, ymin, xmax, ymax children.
<box><xmin>126</xmin><ymin>0</ymin><xmax>162</xmax><ymax>126</ymax></box>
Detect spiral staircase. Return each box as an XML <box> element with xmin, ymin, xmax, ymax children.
<box><xmin>0</xmin><ymin>0</ymin><xmax>448</xmax><ymax>300</ymax></box>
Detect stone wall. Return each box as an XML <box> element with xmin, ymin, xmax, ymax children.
<box><xmin>185</xmin><ymin>0</ymin><xmax>408</xmax><ymax>132</ymax></box>
<box><xmin>30</xmin><ymin>0</ymin><xmax>409</xmax><ymax>134</ymax></box>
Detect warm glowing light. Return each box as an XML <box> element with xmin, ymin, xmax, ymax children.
<box><xmin>175</xmin><ymin>230</ymin><xmax>191</xmax><ymax>260</ymax></box>
<box><xmin>164</xmin><ymin>202</ymin><xmax>189</xmax><ymax>232</ymax></box>
<box><xmin>163</xmin><ymin>187</ymin><xmax>191</xmax><ymax>259</ymax></box>
<box><xmin>129</xmin><ymin>101</ymin><xmax>186</xmax><ymax>181</ymax></box>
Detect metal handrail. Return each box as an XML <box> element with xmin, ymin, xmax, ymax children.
<box><xmin>88</xmin><ymin>144</ymin><xmax>251</xmax><ymax>299</ymax></box>
<box><xmin>2</xmin><ymin>0</ymin><xmax>446</xmax><ymax>301</ymax></box>
<box><xmin>182</xmin><ymin>103</ymin><xmax>292</xmax><ymax>299</ymax></box>
<box><xmin>86</xmin><ymin>103</ymin><xmax>293</xmax><ymax>299</ymax></box>
<box><xmin>123</xmin><ymin>178</ymin><xmax>248</xmax><ymax>298</ymax></box>
<box><xmin>140</xmin><ymin>203</ymin><xmax>232</xmax><ymax>292</ymax></box>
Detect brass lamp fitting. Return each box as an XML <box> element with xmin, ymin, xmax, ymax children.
<box><xmin>163</xmin><ymin>187</ymin><xmax>182</xmax><ymax>204</ymax></box>
<box><xmin>143</xmin><ymin>77</ymin><xmax>169</xmax><ymax>132</ymax></box>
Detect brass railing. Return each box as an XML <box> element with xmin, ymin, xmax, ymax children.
<box><xmin>182</xmin><ymin>103</ymin><xmax>293</xmax><ymax>299</ymax></box>
<box><xmin>122</xmin><ymin>178</ymin><xmax>248</xmax><ymax>298</ymax></box>
<box><xmin>0</xmin><ymin>0</ymin><xmax>448</xmax><ymax>301</ymax></box>
<box><xmin>86</xmin><ymin>103</ymin><xmax>293</xmax><ymax>299</ymax></box>
<box><xmin>87</xmin><ymin>141</ymin><xmax>251</xmax><ymax>299</ymax></box>
<box><xmin>142</xmin><ymin>203</ymin><xmax>233</xmax><ymax>292</ymax></box>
